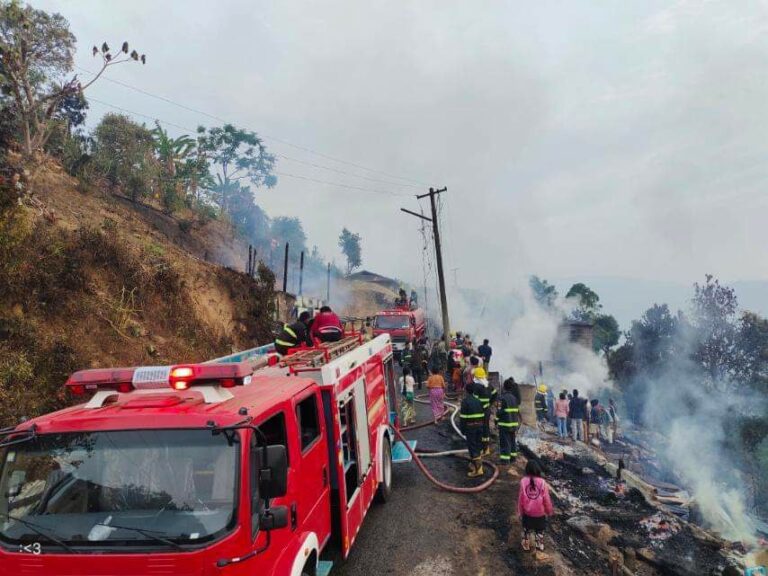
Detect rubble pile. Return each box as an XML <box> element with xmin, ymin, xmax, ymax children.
<box><xmin>521</xmin><ymin>432</ymin><xmax>741</xmax><ymax>575</ymax></box>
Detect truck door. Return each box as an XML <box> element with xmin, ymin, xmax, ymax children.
<box><xmin>293</xmin><ymin>390</ymin><xmax>332</xmax><ymax>546</ymax></box>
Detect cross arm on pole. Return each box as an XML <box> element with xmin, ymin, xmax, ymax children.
<box><xmin>416</xmin><ymin>186</ymin><xmax>447</xmax><ymax>200</ymax></box>
<box><xmin>400</xmin><ymin>208</ymin><xmax>432</xmax><ymax>222</ymax></box>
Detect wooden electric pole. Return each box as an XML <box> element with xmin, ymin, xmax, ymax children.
<box><xmin>401</xmin><ymin>187</ymin><xmax>450</xmax><ymax>346</ymax></box>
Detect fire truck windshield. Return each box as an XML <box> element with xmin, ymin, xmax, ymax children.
<box><xmin>0</xmin><ymin>429</ymin><xmax>239</xmax><ymax>551</ymax></box>
<box><xmin>373</xmin><ymin>315</ymin><xmax>410</xmax><ymax>330</ymax></box>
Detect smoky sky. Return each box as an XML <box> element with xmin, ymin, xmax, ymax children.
<box><xmin>36</xmin><ymin>0</ymin><xmax>768</xmax><ymax>292</ymax></box>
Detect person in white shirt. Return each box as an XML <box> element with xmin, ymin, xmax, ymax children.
<box><xmin>399</xmin><ymin>367</ymin><xmax>416</xmax><ymax>425</ymax></box>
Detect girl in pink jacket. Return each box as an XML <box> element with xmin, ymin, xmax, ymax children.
<box><xmin>517</xmin><ymin>460</ymin><xmax>553</xmax><ymax>552</ymax></box>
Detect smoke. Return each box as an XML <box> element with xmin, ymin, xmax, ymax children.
<box><xmin>631</xmin><ymin>331</ymin><xmax>759</xmax><ymax>543</ymax></box>
<box><xmin>446</xmin><ymin>277</ymin><xmax>610</xmax><ymax>397</ymax></box>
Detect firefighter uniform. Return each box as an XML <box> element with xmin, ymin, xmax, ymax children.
<box><xmin>275</xmin><ymin>320</ymin><xmax>311</xmax><ymax>355</ymax></box>
<box><xmin>459</xmin><ymin>384</ymin><xmax>485</xmax><ymax>477</ymax></box>
<box><xmin>535</xmin><ymin>385</ymin><xmax>548</xmax><ymax>422</ymax></box>
<box><xmin>496</xmin><ymin>389</ymin><xmax>520</xmax><ymax>465</ymax></box>
<box><xmin>473</xmin><ymin>369</ymin><xmax>496</xmax><ymax>457</ymax></box>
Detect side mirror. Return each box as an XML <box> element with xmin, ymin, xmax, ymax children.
<box><xmin>259</xmin><ymin>505</ymin><xmax>289</xmax><ymax>531</ymax></box>
<box><xmin>258</xmin><ymin>445</ymin><xmax>288</xmax><ymax>499</ymax></box>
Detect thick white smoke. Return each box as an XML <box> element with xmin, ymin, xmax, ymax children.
<box><xmin>446</xmin><ymin>278</ymin><xmax>609</xmax><ymax>396</ymax></box>
<box><xmin>640</xmin><ymin>361</ymin><xmax>759</xmax><ymax>544</ymax></box>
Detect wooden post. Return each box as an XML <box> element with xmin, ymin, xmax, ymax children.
<box><xmin>299</xmin><ymin>251</ymin><xmax>305</xmax><ymax>296</ymax></box>
<box><xmin>282</xmin><ymin>243</ymin><xmax>289</xmax><ymax>293</ymax></box>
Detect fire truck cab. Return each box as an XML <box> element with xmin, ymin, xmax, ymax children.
<box><xmin>372</xmin><ymin>306</ymin><xmax>425</xmax><ymax>354</ymax></box>
<box><xmin>0</xmin><ymin>334</ymin><xmax>398</xmax><ymax>576</ymax></box>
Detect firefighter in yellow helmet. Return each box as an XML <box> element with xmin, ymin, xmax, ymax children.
<box><xmin>535</xmin><ymin>383</ymin><xmax>548</xmax><ymax>431</ymax></box>
<box><xmin>473</xmin><ymin>368</ymin><xmax>496</xmax><ymax>457</ymax></box>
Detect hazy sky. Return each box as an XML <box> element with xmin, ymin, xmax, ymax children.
<box><xmin>37</xmin><ymin>0</ymin><xmax>768</xmax><ymax>292</ymax></box>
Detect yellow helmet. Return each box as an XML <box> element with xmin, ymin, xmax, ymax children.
<box><xmin>538</xmin><ymin>383</ymin><xmax>548</xmax><ymax>393</ymax></box>
<box><xmin>474</xmin><ymin>367</ymin><xmax>487</xmax><ymax>379</ymax></box>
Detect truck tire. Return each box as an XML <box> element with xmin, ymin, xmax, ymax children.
<box><xmin>375</xmin><ymin>438</ymin><xmax>393</xmax><ymax>503</ymax></box>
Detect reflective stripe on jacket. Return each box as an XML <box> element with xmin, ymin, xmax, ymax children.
<box><xmin>497</xmin><ymin>391</ymin><xmax>520</xmax><ymax>428</ymax></box>
<box><xmin>275</xmin><ymin>321</ymin><xmax>309</xmax><ymax>349</ymax></box>
<box><xmin>459</xmin><ymin>395</ymin><xmax>485</xmax><ymax>430</ymax></box>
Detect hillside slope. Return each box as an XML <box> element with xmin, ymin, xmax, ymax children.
<box><xmin>0</xmin><ymin>159</ymin><xmax>275</xmax><ymax>426</ymax></box>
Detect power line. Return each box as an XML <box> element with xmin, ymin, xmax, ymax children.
<box><xmin>89</xmin><ymin>95</ymin><xmax>417</xmax><ymax>190</ymax></box>
<box><xmin>275</xmin><ymin>171</ymin><xmax>409</xmax><ymax>197</ymax></box>
<box><xmin>76</xmin><ymin>65</ymin><xmax>430</xmax><ymax>187</ymax></box>
<box><xmin>87</xmin><ymin>97</ymin><xmax>411</xmax><ymax>198</ymax></box>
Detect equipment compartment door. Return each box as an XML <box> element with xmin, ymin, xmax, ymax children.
<box><xmin>352</xmin><ymin>378</ymin><xmax>371</xmax><ymax>476</ymax></box>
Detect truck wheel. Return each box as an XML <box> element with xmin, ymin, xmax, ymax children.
<box><xmin>375</xmin><ymin>438</ymin><xmax>393</xmax><ymax>503</ymax></box>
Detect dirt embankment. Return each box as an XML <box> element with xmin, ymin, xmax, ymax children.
<box><xmin>0</xmin><ymin>160</ymin><xmax>275</xmax><ymax>427</ymax></box>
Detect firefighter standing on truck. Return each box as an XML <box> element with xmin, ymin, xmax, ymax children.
<box><xmin>274</xmin><ymin>311</ymin><xmax>313</xmax><ymax>354</ymax></box>
<box><xmin>497</xmin><ymin>377</ymin><xmax>521</xmax><ymax>475</ymax></box>
<box><xmin>460</xmin><ymin>382</ymin><xmax>486</xmax><ymax>478</ymax></box>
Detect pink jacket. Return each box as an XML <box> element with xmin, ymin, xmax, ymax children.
<box><xmin>517</xmin><ymin>476</ymin><xmax>554</xmax><ymax>518</ymax></box>
<box><xmin>555</xmin><ymin>398</ymin><xmax>570</xmax><ymax>418</ymax></box>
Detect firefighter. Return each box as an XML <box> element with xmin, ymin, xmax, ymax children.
<box><xmin>473</xmin><ymin>367</ymin><xmax>494</xmax><ymax>457</ymax></box>
<box><xmin>310</xmin><ymin>306</ymin><xmax>344</xmax><ymax>343</ymax></box>
<box><xmin>459</xmin><ymin>382</ymin><xmax>486</xmax><ymax>478</ymax></box>
<box><xmin>497</xmin><ymin>377</ymin><xmax>521</xmax><ymax>475</ymax></box>
<box><xmin>535</xmin><ymin>383</ymin><xmax>549</xmax><ymax>430</ymax></box>
<box><xmin>274</xmin><ymin>311</ymin><xmax>313</xmax><ymax>355</ymax></box>
<box><xmin>400</xmin><ymin>341</ymin><xmax>414</xmax><ymax>370</ymax></box>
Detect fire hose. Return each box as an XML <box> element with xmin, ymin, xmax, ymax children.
<box><xmin>392</xmin><ymin>392</ymin><xmax>500</xmax><ymax>493</ymax></box>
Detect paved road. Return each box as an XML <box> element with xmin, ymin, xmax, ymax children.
<box><xmin>335</xmin><ymin>398</ymin><xmax>563</xmax><ymax>576</ymax></box>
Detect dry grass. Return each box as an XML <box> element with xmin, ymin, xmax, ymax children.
<box><xmin>0</xmin><ymin>160</ymin><xmax>278</xmax><ymax>427</ymax></box>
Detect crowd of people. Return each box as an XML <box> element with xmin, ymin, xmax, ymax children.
<box><xmin>275</xmin><ymin>316</ymin><xmax>614</xmax><ymax>555</ymax></box>
<box><xmin>534</xmin><ymin>384</ymin><xmax>619</xmax><ymax>445</ymax></box>
<box><xmin>395</xmin><ymin>329</ymin><xmax>622</xmax><ymax>555</ymax></box>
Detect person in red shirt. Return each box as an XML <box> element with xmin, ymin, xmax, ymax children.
<box><xmin>310</xmin><ymin>306</ymin><xmax>344</xmax><ymax>343</ymax></box>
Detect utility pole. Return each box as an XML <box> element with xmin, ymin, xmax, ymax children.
<box><xmin>298</xmin><ymin>251</ymin><xmax>305</xmax><ymax>296</ymax></box>
<box><xmin>282</xmin><ymin>243</ymin><xmax>289</xmax><ymax>293</ymax></box>
<box><xmin>326</xmin><ymin>263</ymin><xmax>331</xmax><ymax>303</ymax></box>
<box><xmin>401</xmin><ymin>187</ymin><xmax>450</xmax><ymax>346</ymax></box>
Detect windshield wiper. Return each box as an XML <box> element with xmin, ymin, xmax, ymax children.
<box><xmin>94</xmin><ymin>522</ymin><xmax>186</xmax><ymax>551</ymax></box>
<box><xmin>0</xmin><ymin>511</ymin><xmax>78</xmax><ymax>554</ymax></box>
<box><xmin>0</xmin><ymin>425</ymin><xmax>36</xmax><ymax>449</ymax></box>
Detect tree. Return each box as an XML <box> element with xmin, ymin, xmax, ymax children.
<box><xmin>338</xmin><ymin>227</ymin><xmax>362</xmax><ymax>275</ymax></box>
<box><xmin>593</xmin><ymin>313</ymin><xmax>620</xmax><ymax>355</ymax></box>
<box><xmin>270</xmin><ymin>216</ymin><xmax>306</xmax><ymax>254</ymax></box>
<box><xmin>735</xmin><ymin>311</ymin><xmax>768</xmax><ymax>394</ymax></box>
<box><xmin>566</xmin><ymin>282</ymin><xmax>601</xmax><ymax>319</ymax></box>
<box><xmin>691</xmin><ymin>274</ymin><xmax>739</xmax><ymax>388</ymax></box>
<box><xmin>0</xmin><ymin>1</ymin><xmax>145</xmax><ymax>155</ymax></box>
<box><xmin>228</xmin><ymin>185</ymin><xmax>270</xmax><ymax>242</ymax></box>
<box><xmin>151</xmin><ymin>122</ymin><xmax>197</xmax><ymax>213</ymax></box>
<box><xmin>609</xmin><ymin>303</ymin><xmax>687</xmax><ymax>421</ymax></box>
<box><xmin>92</xmin><ymin>113</ymin><xmax>157</xmax><ymax>202</ymax></box>
<box><xmin>529</xmin><ymin>275</ymin><xmax>557</xmax><ymax>309</ymax></box>
<box><xmin>196</xmin><ymin>124</ymin><xmax>276</xmax><ymax>212</ymax></box>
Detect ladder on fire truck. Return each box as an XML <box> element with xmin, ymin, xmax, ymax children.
<box><xmin>279</xmin><ymin>334</ymin><xmax>364</xmax><ymax>368</ymax></box>
<box><xmin>209</xmin><ymin>334</ymin><xmax>365</xmax><ymax>370</ymax></box>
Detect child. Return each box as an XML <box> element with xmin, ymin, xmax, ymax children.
<box><xmin>398</xmin><ymin>367</ymin><xmax>416</xmax><ymax>426</ymax></box>
<box><xmin>517</xmin><ymin>460</ymin><xmax>553</xmax><ymax>552</ymax></box>
<box><xmin>426</xmin><ymin>366</ymin><xmax>446</xmax><ymax>422</ymax></box>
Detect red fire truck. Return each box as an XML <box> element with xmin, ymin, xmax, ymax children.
<box><xmin>372</xmin><ymin>306</ymin><xmax>426</xmax><ymax>354</ymax></box>
<box><xmin>0</xmin><ymin>334</ymin><xmax>399</xmax><ymax>575</ymax></box>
